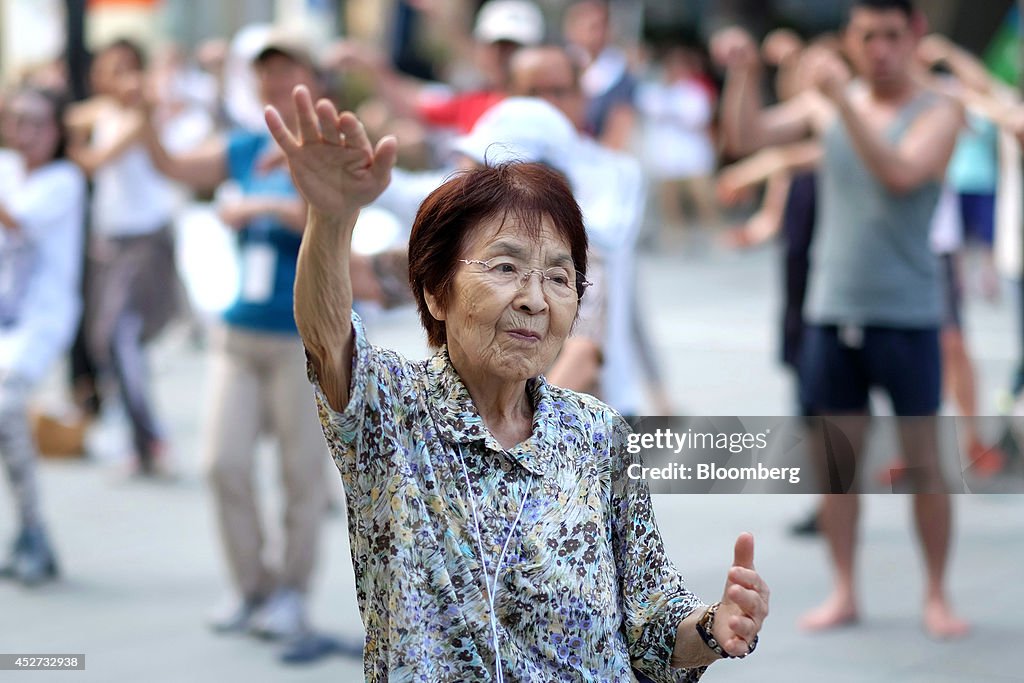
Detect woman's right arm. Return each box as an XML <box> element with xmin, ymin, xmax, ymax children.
<box><xmin>140</xmin><ymin>118</ymin><xmax>228</xmax><ymax>193</ymax></box>
<box><xmin>66</xmin><ymin>111</ymin><xmax>146</xmax><ymax>177</ymax></box>
<box><xmin>265</xmin><ymin>85</ymin><xmax>397</xmax><ymax>413</ymax></box>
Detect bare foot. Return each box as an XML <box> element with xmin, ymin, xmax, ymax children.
<box><xmin>875</xmin><ymin>456</ymin><xmax>906</xmax><ymax>489</ymax></box>
<box><xmin>924</xmin><ymin>598</ymin><xmax>970</xmax><ymax>640</ymax></box>
<box><xmin>966</xmin><ymin>441</ymin><xmax>1006</xmax><ymax>479</ymax></box>
<box><xmin>799</xmin><ymin>595</ymin><xmax>859</xmax><ymax>632</ymax></box>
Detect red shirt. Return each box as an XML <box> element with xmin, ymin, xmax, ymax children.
<box><xmin>417</xmin><ymin>91</ymin><xmax>505</xmax><ymax>134</ymax></box>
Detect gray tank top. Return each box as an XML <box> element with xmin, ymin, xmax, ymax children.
<box><xmin>805</xmin><ymin>87</ymin><xmax>943</xmax><ymax>328</ymax></box>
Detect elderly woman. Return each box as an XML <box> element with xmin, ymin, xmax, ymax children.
<box><xmin>267</xmin><ymin>86</ymin><xmax>769</xmax><ymax>682</ymax></box>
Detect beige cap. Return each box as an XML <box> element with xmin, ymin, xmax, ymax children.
<box><xmin>252</xmin><ymin>30</ymin><xmax>318</xmax><ymax>71</ymax></box>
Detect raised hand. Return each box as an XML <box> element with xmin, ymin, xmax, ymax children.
<box><xmin>264</xmin><ymin>85</ymin><xmax>397</xmax><ymax>218</ymax></box>
<box><xmin>714</xmin><ymin>533</ymin><xmax>770</xmax><ymax>657</ymax></box>
<box><xmin>710</xmin><ymin>27</ymin><xmax>760</xmax><ymax>71</ymax></box>
<box><xmin>917</xmin><ymin>34</ymin><xmax>954</xmax><ymax>67</ymax></box>
<box><xmin>761</xmin><ymin>28</ymin><xmax>804</xmax><ymax>67</ymax></box>
<box><xmin>802</xmin><ymin>46</ymin><xmax>851</xmax><ymax>102</ymax></box>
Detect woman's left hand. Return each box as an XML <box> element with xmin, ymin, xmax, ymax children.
<box><xmin>713</xmin><ymin>532</ymin><xmax>770</xmax><ymax>657</ymax></box>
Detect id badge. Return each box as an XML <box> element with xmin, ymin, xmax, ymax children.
<box><xmin>240</xmin><ymin>242</ymin><xmax>277</xmax><ymax>303</ymax></box>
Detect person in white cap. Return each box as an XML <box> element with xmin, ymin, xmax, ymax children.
<box><xmin>324</xmin><ymin>0</ymin><xmax>545</xmax><ymax>134</ymax></box>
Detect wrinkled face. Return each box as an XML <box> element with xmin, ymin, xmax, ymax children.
<box><xmin>427</xmin><ymin>215</ymin><xmax>579</xmax><ymax>383</ymax></box>
<box><xmin>1</xmin><ymin>92</ymin><xmax>60</xmax><ymax>169</ymax></box>
<box><xmin>844</xmin><ymin>8</ymin><xmax>916</xmax><ymax>87</ymax></box>
<box><xmin>254</xmin><ymin>53</ymin><xmax>318</xmax><ymax>117</ymax></box>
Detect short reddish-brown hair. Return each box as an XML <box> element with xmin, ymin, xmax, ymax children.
<box><xmin>407</xmin><ymin>162</ymin><xmax>589</xmax><ymax>348</ymax></box>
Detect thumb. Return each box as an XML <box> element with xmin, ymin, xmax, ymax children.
<box><xmin>372</xmin><ymin>135</ymin><xmax>399</xmax><ymax>185</ymax></box>
<box><xmin>733</xmin><ymin>532</ymin><xmax>755</xmax><ymax>570</ymax></box>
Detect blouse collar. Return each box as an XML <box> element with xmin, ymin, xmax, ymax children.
<box><xmin>425</xmin><ymin>345</ymin><xmax>559</xmax><ymax>478</ymax></box>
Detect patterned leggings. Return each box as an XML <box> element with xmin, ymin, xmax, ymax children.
<box><xmin>0</xmin><ymin>376</ymin><xmax>40</xmax><ymax>529</ymax></box>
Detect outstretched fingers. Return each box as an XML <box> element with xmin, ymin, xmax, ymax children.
<box><xmin>264</xmin><ymin>105</ymin><xmax>298</xmax><ymax>153</ymax></box>
<box><xmin>315</xmin><ymin>98</ymin><xmax>343</xmax><ymax>145</ymax></box>
<box><xmin>293</xmin><ymin>85</ymin><xmax>321</xmax><ymax>143</ymax></box>
<box><xmin>337</xmin><ymin>111</ymin><xmax>373</xmax><ymax>159</ymax></box>
<box><xmin>372</xmin><ymin>135</ymin><xmax>399</xmax><ymax>185</ymax></box>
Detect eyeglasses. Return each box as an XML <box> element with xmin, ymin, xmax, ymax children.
<box><xmin>459</xmin><ymin>258</ymin><xmax>591</xmax><ymax>300</ymax></box>
<box><xmin>526</xmin><ymin>85</ymin><xmax>578</xmax><ymax>99</ymax></box>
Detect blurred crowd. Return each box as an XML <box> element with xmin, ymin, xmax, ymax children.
<box><xmin>1</xmin><ymin>0</ymin><xmax>1023</xmax><ymax>669</ymax></box>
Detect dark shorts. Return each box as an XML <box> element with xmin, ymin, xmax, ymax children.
<box><xmin>800</xmin><ymin>324</ymin><xmax>941</xmax><ymax>416</ymax></box>
<box><xmin>959</xmin><ymin>192</ymin><xmax>995</xmax><ymax>245</ymax></box>
<box><xmin>781</xmin><ymin>173</ymin><xmax>817</xmax><ymax>370</ymax></box>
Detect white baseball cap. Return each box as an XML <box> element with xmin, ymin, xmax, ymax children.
<box><xmin>452</xmin><ymin>97</ymin><xmax>579</xmax><ymax>171</ymax></box>
<box><xmin>473</xmin><ymin>0</ymin><xmax>545</xmax><ymax>46</ymax></box>
<box><xmin>454</xmin><ymin>97</ymin><xmax>647</xmax><ymax>256</ymax></box>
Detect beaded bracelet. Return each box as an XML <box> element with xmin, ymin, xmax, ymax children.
<box><xmin>695</xmin><ymin>602</ymin><xmax>759</xmax><ymax>659</ymax></box>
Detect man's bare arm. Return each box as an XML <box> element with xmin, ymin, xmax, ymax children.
<box><xmin>713</xmin><ymin>27</ymin><xmax>816</xmax><ymax>156</ymax></box>
<box><xmin>837</xmin><ymin>93</ymin><xmax>963</xmax><ymax>195</ymax></box>
<box><xmin>141</xmin><ymin>118</ymin><xmax>228</xmax><ymax>193</ymax></box>
<box><xmin>718</xmin><ymin>140</ymin><xmax>823</xmax><ymax>196</ymax></box>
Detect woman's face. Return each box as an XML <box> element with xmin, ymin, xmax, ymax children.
<box><xmin>427</xmin><ymin>214</ymin><xmax>579</xmax><ymax>384</ymax></box>
<box><xmin>1</xmin><ymin>92</ymin><xmax>60</xmax><ymax>169</ymax></box>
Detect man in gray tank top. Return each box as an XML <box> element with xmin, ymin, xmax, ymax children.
<box><xmin>714</xmin><ymin>0</ymin><xmax>968</xmax><ymax>639</ymax></box>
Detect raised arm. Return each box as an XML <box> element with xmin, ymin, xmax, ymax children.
<box><xmin>808</xmin><ymin>48</ymin><xmax>964</xmax><ymax>195</ymax></box>
<box><xmin>66</xmin><ymin>111</ymin><xmax>145</xmax><ymax>177</ymax></box>
<box><xmin>717</xmin><ymin>139</ymin><xmax>823</xmax><ymax>201</ymax></box>
<box><xmin>140</xmin><ymin>115</ymin><xmax>227</xmax><ymax>193</ymax></box>
<box><xmin>917</xmin><ymin>34</ymin><xmax>1008</xmax><ymax>98</ymax></box>
<box><xmin>265</xmin><ymin>85</ymin><xmax>397</xmax><ymax>413</ymax></box>
<box><xmin>712</xmin><ymin>27</ymin><xmax>816</xmax><ymax>156</ymax></box>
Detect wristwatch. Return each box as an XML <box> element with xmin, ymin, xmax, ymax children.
<box><xmin>695</xmin><ymin>602</ymin><xmax>758</xmax><ymax>659</ymax></box>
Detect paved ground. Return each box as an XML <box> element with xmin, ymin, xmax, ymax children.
<box><xmin>2</xmin><ymin>237</ymin><xmax>1023</xmax><ymax>682</ymax></box>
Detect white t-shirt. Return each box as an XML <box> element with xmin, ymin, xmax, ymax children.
<box><xmin>91</xmin><ymin>108</ymin><xmax>176</xmax><ymax>237</ymax></box>
<box><xmin>929</xmin><ymin>183</ymin><xmax>964</xmax><ymax>255</ymax></box>
<box><xmin>638</xmin><ymin>78</ymin><xmax>716</xmax><ymax>180</ymax></box>
<box><xmin>0</xmin><ymin>159</ymin><xmax>86</xmax><ymax>385</ymax></box>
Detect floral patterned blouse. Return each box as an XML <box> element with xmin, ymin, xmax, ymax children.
<box><xmin>309</xmin><ymin>313</ymin><xmax>708</xmax><ymax>682</ymax></box>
